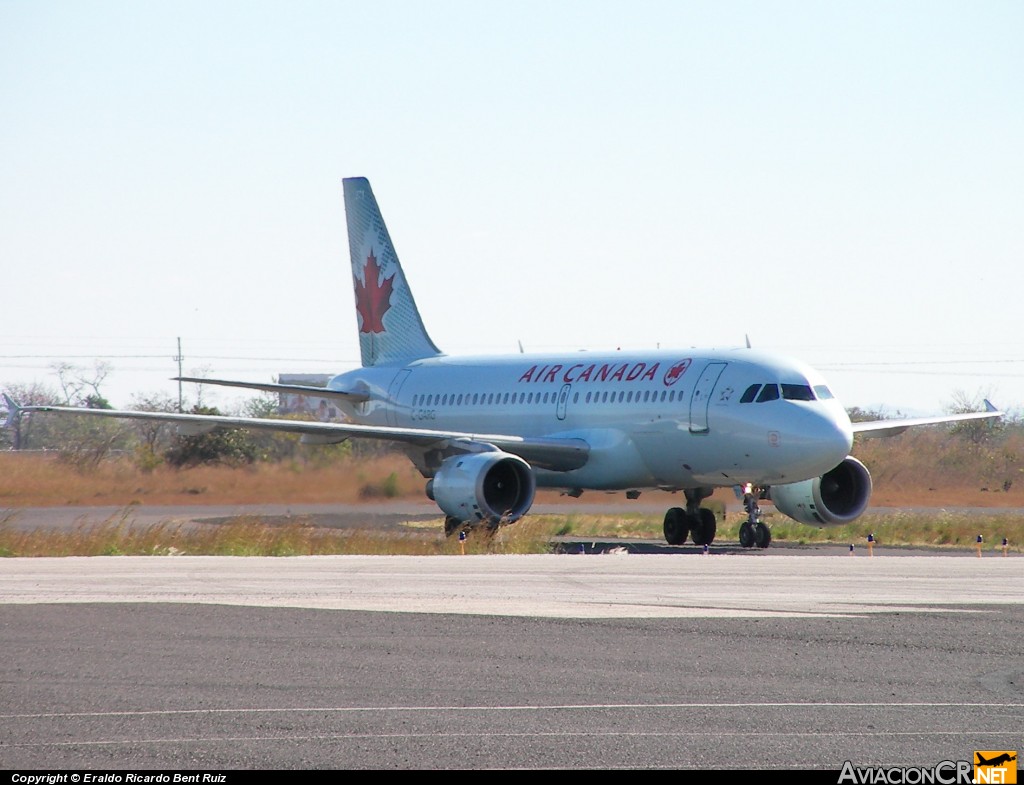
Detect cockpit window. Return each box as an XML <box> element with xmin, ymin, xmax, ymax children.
<box><xmin>740</xmin><ymin>384</ymin><xmax>761</xmax><ymax>403</ymax></box>
<box><xmin>813</xmin><ymin>385</ymin><xmax>834</xmax><ymax>400</ymax></box>
<box><xmin>781</xmin><ymin>384</ymin><xmax>815</xmax><ymax>401</ymax></box>
<box><xmin>756</xmin><ymin>384</ymin><xmax>780</xmax><ymax>402</ymax></box>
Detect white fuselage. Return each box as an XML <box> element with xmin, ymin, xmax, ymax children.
<box><xmin>326</xmin><ymin>347</ymin><xmax>855</xmax><ymax>492</ymax></box>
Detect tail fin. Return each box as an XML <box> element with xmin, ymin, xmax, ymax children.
<box><xmin>343</xmin><ymin>177</ymin><xmax>441</xmax><ymax>367</ymax></box>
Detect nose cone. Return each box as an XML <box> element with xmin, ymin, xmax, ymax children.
<box><xmin>780</xmin><ymin>404</ymin><xmax>854</xmax><ymax>478</ymax></box>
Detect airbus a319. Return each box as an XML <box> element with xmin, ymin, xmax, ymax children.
<box><xmin>3</xmin><ymin>177</ymin><xmax>1002</xmax><ymax>548</ymax></box>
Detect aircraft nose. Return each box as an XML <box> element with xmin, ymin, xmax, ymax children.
<box><xmin>817</xmin><ymin>408</ymin><xmax>854</xmax><ymax>463</ymax></box>
<box><xmin>781</xmin><ymin>405</ymin><xmax>854</xmax><ymax>477</ymax></box>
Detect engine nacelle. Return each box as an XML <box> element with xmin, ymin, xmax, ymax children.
<box><xmin>769</xmin><ymin>456</ymin><xmax>872</xmax><ymax>527</ymax></box>
<box><xmin>427</xmin><ymin>452</ymin><xmax>536</xmax><ymax>525</ymax></box>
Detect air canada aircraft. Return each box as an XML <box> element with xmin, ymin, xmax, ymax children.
<box><xmin>3</xmin><ymin>177</ymin><xmax>1003</xmax><ymax>548</ymax></box>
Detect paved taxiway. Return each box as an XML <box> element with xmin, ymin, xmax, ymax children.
<box><xmin>2</xmin><ymin>546</ymin><xmax>1022</xmax><ymax>770</ymax></box>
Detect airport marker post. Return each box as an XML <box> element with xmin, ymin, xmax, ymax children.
<box><xmin>976</xmin><ymin>534</ymin><xmax>983</xmax><ymax>557</ymax></box>
<box><xmin>459</xmin><ymin>529</ymin><xmax>466</xmax><ymax>555</ymax></box>
<box><xmin>1003</xmin><ymin>537</ymin><xmax>1009</xmax><ymax>557</ymax></box>
<box><xmin>867</xmin><ymin>533</ymin><xmax>874</xmax><ymax>557</ymax></box>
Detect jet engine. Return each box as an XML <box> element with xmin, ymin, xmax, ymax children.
<box><xmin>426</xmin><ymin>452</ymin><xmax>536</xmax><ymax>525</ymax></box>
<box><xmin>769</xmin><ymin>456</ymin><xmax>872</xmax><ymax>526</ymax></box>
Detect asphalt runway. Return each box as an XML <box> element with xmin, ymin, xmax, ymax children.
<box><xmin>2</xmin><ymin>521</ymin><xmax>1022</xmax><ymax>771</ymax></box>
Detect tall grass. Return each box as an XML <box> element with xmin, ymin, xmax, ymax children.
<box><xmin>2</xmin><ymin>507</ymin><xmax>1018</xmax><ymax>557</ymax></box>
<box><xmin>0</xmin><ymin>511</ymin><xmax>562</xmax><ymax>557</ymax></box>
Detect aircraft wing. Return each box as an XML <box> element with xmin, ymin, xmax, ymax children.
<box><xmin>173</xmin><ymin>376</ymin><xmax>370</xmax><ymax>404</ymax></box>
<box><xmin>3</xmin><ymin>398</ymin><xmax>589</xmax><ymax>472</ymax></box>
<box><xmin>851</xmin><ymin>399</ymin><xmax>1002</xmax><ymax>438</ymax></box>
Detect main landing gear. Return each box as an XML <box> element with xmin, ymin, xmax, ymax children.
<box><xmin>663</xmin><ymin>488</ymin><xmax>717</xmax><ymax>546</ymax></box>
<box><xmin>663</xmin><ymin>485</ymin><xmax>773</xmax><ymax>549</ymax></box>
<box><xmin>738</xmin><ymin>484</ymin><xmax>771</xmax><ymax>549</ymax></box>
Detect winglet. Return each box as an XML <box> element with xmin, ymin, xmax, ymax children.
<box><xmin>2</xmin><ymin>393</ymin><xmax>22</xmax><ymax>429</ymax></box>
<box><xmin>984</xmin><ymin>399</ymin><xmax>999</xmax><ymax>413</ymax></box>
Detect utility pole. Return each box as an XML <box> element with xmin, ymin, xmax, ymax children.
<box><xmin>173</xmin><ymin>337</ymin><xmax>184</xmax><ymax>412</ymax></box>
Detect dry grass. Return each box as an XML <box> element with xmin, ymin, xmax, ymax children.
<box><xmin>0</xmin><ymin>509</ymin><xmax>560</xmax><ymax>557</ymax></box>
<box><xmin>0</xmin><ymin>452</ymin><xmax>427</xmax><ymax>507</ymax></box>
<box><xmin>3</xmin><ymin>426</ymin><xmax>1024</xmax><ymax>556</ymax></box>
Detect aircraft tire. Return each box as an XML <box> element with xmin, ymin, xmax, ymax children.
<box><xmin>754</xmin><ymin>522</ymin><xmax>772</xmax><ymax>549</ymax></box>
<box><xmin>739</xmin><ymin>521</ymin><xmax>755</xmax><ymax>548</ymax></box>
<box><xmin>690</xmin><ymin>507</ymin><xmax>717</xmax><ymax>546</ymax></box>
<box><xmin>663</xmin><ymin>507</ymin><xmax>689</xmax><ymax>546</ymax></box>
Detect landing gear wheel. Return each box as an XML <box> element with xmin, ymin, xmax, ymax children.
<box><xmin>690</xmin><ymin>508</ymin><xmax>717</xmax><ymax>546</ymax></box>
<box><xmin>663</xmin><ymin>507</ymin><xmax>689</xmax><ymax>545</ymax></box>
<box><xmin>739</xmin><ymin>521</ymin><xmax>755</xmax><ymax>548</ymax></box>
<box><xmin>444</xmin><ymin>516</ymin><xmax>464</xmax><ymax>537</ymax></box>
<box><xmin>754</xmin><ymin>522</ymin><xmax>772</xmax><ymax>549</ymax></box>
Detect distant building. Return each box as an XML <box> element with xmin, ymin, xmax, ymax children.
<box><xmin>277</xmin><ymin>374</ymin><xmax>340</xmax><ymax>421</ymax></box>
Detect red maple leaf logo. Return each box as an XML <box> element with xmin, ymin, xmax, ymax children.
<box><xmin>663</xmin><ymin>359</ymin><xmax>691</xmax><ymax>386</ymax></box>
<box><xmin>354</xmin><ymin>250</ymin><xmax>394</xmax><ymax>334</ymax></box>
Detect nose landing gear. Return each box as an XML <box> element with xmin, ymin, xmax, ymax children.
<box><xmin>739</xmin><ymin>484</ymin><xmax>771</xmax><ymax>549</ymax></box>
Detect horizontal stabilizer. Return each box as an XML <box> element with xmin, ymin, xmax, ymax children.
<box><xmin>173</xmin><ymin>377</ymin><xmax>370</xmax><ymax>404</ymax></box>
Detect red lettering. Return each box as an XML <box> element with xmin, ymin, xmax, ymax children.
<box><xmin>578</xmin><ymin>364</ymin><xmax>595</xmax><ymax>382</ymax></box>
<box><xmin>625</xmin><ymin>362</ymin><xmax>645</xmax><ymax>381</ymax></box>
<box><xmin>519</xmin><ymin>365</ymin><xmax>537</xmax><ymax>383</ymax></box>
<box><xmin>641</xmin><ymin>363</ymin><xmax>659</xmax><ymax>382</ymax></box>
<box><xmin>597</xmin><ymin>364</ymin><xmax>613</xmax><ymax>382</ymax></box>
<box><xmin>563</xmin><ymin>364</ymin><xmax>583</xmax><ymax>383</ymax></box>
<box><xmin>543</xmin><ymin>364</ymin><xmax>562</xmax><ymax>383</ymax></box>
<box><xmin>610</xmin><ymin>363</ymin><xmax>627</xmax><ymax>382</ymax></box>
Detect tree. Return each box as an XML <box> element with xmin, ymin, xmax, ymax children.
<box><xmin>128</xmin><ymin>392</ymin><xmax>179</xmax><ymax>471</ymax></box>
<box><xmin>0</xmin><ymin>381</ymin><xmax>62</xmax><ymax>450</ymax></box>
<box><xmin>163</xmin><ymin>406</ymin><xmax>261</xmax><ymax>467</ymax></box>
<box><xmin>946</xmin><ymin>388</ymin><xmax>1002</xmax><ymax>444</ymax></box>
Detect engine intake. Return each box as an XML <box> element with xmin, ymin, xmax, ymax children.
<box><xmin>769</xmin><ymin>456</ymin><xmax>872</xmax><ymax>526</ymax></box>
<box><xmin>427</xmin><ymin>452</ymin><xmax>536</xmax><ymax>525</ymax></box>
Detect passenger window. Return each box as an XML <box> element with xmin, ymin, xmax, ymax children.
<box><xmin>740</xmin><ymin>384</ymin><xmax>760</xmax><ymax>403</ymax></box>
<box><xmin>756</xmin><ymin>384</ymin><xmax>780</xmax><ymax>402</ymax></box>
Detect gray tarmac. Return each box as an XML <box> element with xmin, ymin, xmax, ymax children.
<box><xmin>1</xmin><ymin>504</ymin><xmax>1022</xmax><ymax>771</ymax></box>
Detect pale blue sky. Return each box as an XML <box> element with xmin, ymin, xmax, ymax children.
<box><xmin>1</xmin><ymin>1</ymin><xmax>1022</xmax><ymax>415</ymax></box>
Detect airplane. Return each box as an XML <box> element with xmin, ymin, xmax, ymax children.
<box><xmin>2</xmin><ymin>177</ymin><xmax>1004</xmax><ymax>548</ymax></box>
<box><xmin>976</xmin><ymin>753</ymin><xmax>1016</xmax><ymax>767</ymax></box>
